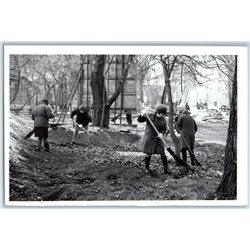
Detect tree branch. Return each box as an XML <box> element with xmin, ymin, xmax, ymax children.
<box><xmin>107</xmin><ymin>55</ymin><xmax>134</xmax><ymax>107</ymax></box>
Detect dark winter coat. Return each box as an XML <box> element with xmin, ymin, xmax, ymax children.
<box><xmin>176</xmin><ymin>113</ymin><xmax>197</xmax><ymax>150</ymax></box>
<box><xmin>137</xmin><ymin>113</ymin><xmax>167</xmax><ymax>154</ymax></box>
<box><xmin>70</xmin><ymin>108</ymin><xmax>92</xmax><ymax>126</ymax></box>
<box><xmin>32</xmin><ymin>102</ymin><xmax>55</xmax><ymax>127</ymax></box>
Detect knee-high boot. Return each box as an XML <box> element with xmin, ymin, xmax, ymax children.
<box><xmin>36</xmin><ymin>138</ymin><xmax>42</xmax><ymax>152</ymax></box>
<box><xmin>161</xmin><ymin>155</ymin><xmax>172</xmax><ymax>175</ymax></box>
<box><xmin>190</xmin><ymin>149</ymin><xmax>195</xmax><ymax>165</ymax></box>
<box><xmin>145</xmin><ymin>156</ymin><xmax>151</xmax><ymax>174</ymax></box>
<box><xmin>44</xmin><ymin>138</ymin><xmax>50</xmax><ymax>152</ymax></box>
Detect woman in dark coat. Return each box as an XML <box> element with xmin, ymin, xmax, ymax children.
<box><xmin>176</xmin><ymin>110</ymin><xmax>198</xmax><ymax>165</ymax></box>
<box><xmin>32</xmin><ymin>98</ymin><xmax>55</xmax><ymax>152</ymax></box>
<box><xmin>137</xmin><ymin>104</ymin><xmax>171</xmax><ymax>175</ymax></box>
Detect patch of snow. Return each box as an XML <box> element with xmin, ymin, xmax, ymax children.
<box><xmin>116</xmin><ymin>151</ymin><xmax>144</xmax><ymax>157</ymax></box>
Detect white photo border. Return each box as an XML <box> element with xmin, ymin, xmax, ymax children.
<box><xmin>4</xmin><ymin>44</ymin><xmax>249</xmax><ymax>207</ymax></box>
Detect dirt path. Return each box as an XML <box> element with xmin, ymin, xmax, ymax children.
<box><xmin>196</xmin><ymin>121</ymin><xmax>228</xmax><ymax>146</ymax></box>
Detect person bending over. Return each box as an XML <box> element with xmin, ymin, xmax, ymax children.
<box><xmin>71</xmin><ymin>105</ymin><xmax>92</xmax><ymax>144</ymax></box>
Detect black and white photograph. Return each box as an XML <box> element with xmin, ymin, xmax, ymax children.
<box><xmin>1</xmin><ymin>1</ymin><xmax>250</xmax><ymax>249</ymax></box>
<box><xmin>4</xmin><ymin>45</ymin><xmax>248</xmax><ymax>206</ymax></box>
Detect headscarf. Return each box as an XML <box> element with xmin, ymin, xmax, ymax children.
<box><xmin>40</xmin><ymin>98</ymin><xmax>49</xmax><ymax>105</ymax></box>
<box><xmin>155</xmin><ymin>104</ymin><xmax>168</xmax><ymax>115</ymax></box>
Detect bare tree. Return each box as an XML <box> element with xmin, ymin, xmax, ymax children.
<box><xmin>214</xmin><ymin>55</ymin><xmax>237</xmax><ymax>199</ymax></box>
<box><xmin>160</xmin><ymin>55</ymin><xmax>182</xmax><ymax>156</ymax></box>
<box><xmin>211</xmin><ymin>55</ymin><xmax>235</xmax><ymax>107</ymax></box>
<box><xmin>160</xmin><ymin>55</ymin><xmax>213</xmax><ymax>158</ymax></box>
<box><xmin>10</xmin><ymin>55</ymin><xmax>81</xmax><ymax>110</ymax></box>
<box><xmin>10</xmin><ymin>55</ymin><xmax>21</xmax><ymax>104</ymax></box>
<box><xmin>90</xmin><ymin>55</ymin><xmax>134</xmax><ymax>128</ymax></box>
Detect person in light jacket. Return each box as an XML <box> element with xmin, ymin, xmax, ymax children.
<box><xmin>137</xmin><ymin>104</ymin><xmax>172</xmax><ymax>175</ymax></box>
<box><xmin>32</xmin><ymin>98</ymin><xmax>55</xmax><ymax>152</ymax></box>
<box><xmin>176</xmin><ymin>110</ymin><xmax>198</xmax><ymax>165</ymax></box>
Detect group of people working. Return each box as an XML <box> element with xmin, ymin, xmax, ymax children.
<box><xmin>30</xmin><ymin>98</ymin><xmax>198</xmax><ymax>175</ymax></box>
<box><xmin>137</xmin><ymin>104</ymin><xmax>197</xmax><ymax>174</ymax></box>
<box><xmin>30</xmin><ymin>98</ymin><xmax>92</xmax><ymax>152</ymax></box>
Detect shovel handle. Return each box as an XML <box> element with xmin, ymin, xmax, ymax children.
<box><xmin>145</xmin><ymin>113</ymin><xmax>193</xmax><ymax>170</ymax></box>
<box><xmin>145</xmin><ymin>113</ymin><xmax>168</xmax><ymax>147</ymax></box>
<box><xmin>145</xmin><ymin>113</ymin><xmax>160</xmax><ymax>135</ymax></box>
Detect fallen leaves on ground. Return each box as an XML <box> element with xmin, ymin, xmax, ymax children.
<box><xmin>8</xmin><ymin>113</ymin><xmax>226</xmax><ymax>202</ymax></box>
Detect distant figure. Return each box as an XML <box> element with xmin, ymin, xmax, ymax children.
<box><xmin>196</xmin><ymin>101</ymin><xmax>199</xmax><ymax>109</ymax></box>
<box><xmin>137</xmin><ymin>104</ymin><xmax>172</xmax><ymax>175</ymax></box>
<box><xmin>32</xmin><ymin>98</ymin><xmax>55</xmax><ymax>152</ymax></box>
<box><xmin>202</xmin><ymin>101</ymin><xmax>208</xmax><ymax>109</ymax></box>
<box><xmin>176</xmin><ymin>110</ymin><xmax>198</xmax><ymax>165</ymax></box>
<box><xmin>70</xmin><ymin>105</ymin><xmax>92</xmax><ymax>144</ymax></box>
<box><xmin>185</xmin><ymin>102</ymin><xmax>190</xmax><ymax>112</ymax></box>
<box><xmin>197</xmin><ymin>99</ymin><xmax>202</xmax><ymax>109</ymax></box>
<box><xmin>124</xmin><ymin>110</ymin><xmax>132</xmax><ymax>125</ymax></box>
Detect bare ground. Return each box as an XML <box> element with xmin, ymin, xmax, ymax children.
<box><xmin>8</xmin><ymin>114</ymin><xmax>228</xmax><ymax>202</ymax></box>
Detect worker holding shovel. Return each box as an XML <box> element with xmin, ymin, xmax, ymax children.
<box><xmin>137</xmin><ymin>104</ymin><xmax>172</xmax><ymax>175</ymax></box>
<box><xmin>71</xmin><ymin>105</ymin><xmax>92</xmax><ymax>144</ymax></box>
<box><xmin>176</xmin><ymin>110</ymin><xmax>198</xmax><ymax>165</ymax></box>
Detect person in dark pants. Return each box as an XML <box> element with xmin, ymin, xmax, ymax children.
<box><xmin>71</xmin><ymin>105</ymin><xmax>92</xmax><ymax>144</ymax></box>
<box><xmin>137</xmin><ymin>104</ymin><xmax>172</xmax><ymax>175</ymax></box>
<box><xmin>176</xmin><ymin>110</ymin><xmax>198</xmax><ymax>165</ymax></box>
<box><xmin>32</xmin><ymin>98</ymin><xmax>55</xmax><ymax>152</ymax></box>
<box><xmin>185</xmin><ymin>102</ymin><xmax>190</xmax><ymax>112</ymax></box>
<box><xmin>124</xmin><ymin>110</ymin><xmax>132</xmax><ymax>125</ymax></box>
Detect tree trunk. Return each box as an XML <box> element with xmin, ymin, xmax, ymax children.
<box><xmin>89</xmin><ymin>55</ymin><xmax>109</xmax><ymax>127</ymax></box>
<box><xmin>10</xmin><ymin>71</ymin><xmax>21</xmax><ymax>104</ymax></box>
<box><xmin>227</xmin><ymin>80</ymin><xmax>232</xmax><ymax>107</ymax></box>
<box><xmin>161</xmin><ymin>85</ymin><xmax>167</xmax><ymax>104</ymax></box>
<box><xmin>215</xmin><ymin>56</ymin><xmax>237</xmax><ymax>200</ymax></box>
<box><xmin>89</xmin><ymin>55</ymin><xmax>133</xmax><ymax>128</ymax></box>
<box><xmin>10</xmin><ymin>56</ymin><xmax>21</xmax><ymax>104</ymax></box>
<box><xmin>165</xmin><ymin>78</ymin><xmax>181</xmax><ymax>158</ymax></box>
<box><xmin>161</xmin><ymin>57</ymin><xmax>181</xmax><ymax>159</ymax></box>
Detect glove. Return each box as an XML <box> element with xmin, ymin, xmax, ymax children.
<box><xmin>141</xmin><ymin>109</ymin><xmax>147</xmax><ymax>116</ymax></box>
<box><xmin>157</xmin><ymin>133</ymin><xmax>163</xmax><ymax>140</ymax></box>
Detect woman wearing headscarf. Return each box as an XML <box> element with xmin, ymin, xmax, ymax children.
<box><xmin>32</xmin><ymin>98</ymin><xmax>55</xmax><ymax>152</ymax></box>
<box><xmin>176</xmin><ymin>110</ymin><xmax>198</xmax><ymax>165</ymax></box>
<box><xmin>137</xmin><ymin>104</ymin><xmax>172</xmax><ymax>175</ymax></box>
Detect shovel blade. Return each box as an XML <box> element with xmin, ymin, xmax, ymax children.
<box><xmin>167</xmin><ymin>147</ymin><xmax>193</xmax><ymax>171</ymax></box>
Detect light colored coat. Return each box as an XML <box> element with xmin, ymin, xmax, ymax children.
<box><xmin>32</xmin><ymin>102</ymin><xmax>54</xmax><ymax>127</ymax></box>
